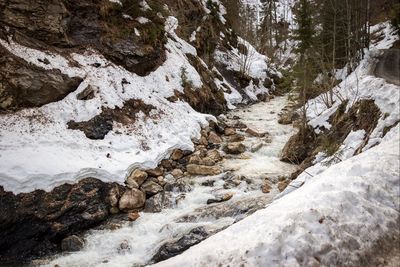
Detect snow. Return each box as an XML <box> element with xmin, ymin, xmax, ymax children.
<box><xmin>136</xmin><ymin>17</ymin><xmax>151</xmax><ymax>24</ymax></box>
<box><xmin>0</xmin><ymin>16</ymin><xmax>213</xmax><ymax>194</ymax></box>
<box><xmin>150</xmin><ymin>125</ymin><xmax>400</xmax><ymax>267</ymax></box>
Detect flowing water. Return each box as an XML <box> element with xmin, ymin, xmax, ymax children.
<box><xmin>42</xmin><ymin>96</ymin><xmax>297</xmax><ymax>267</ymax></box>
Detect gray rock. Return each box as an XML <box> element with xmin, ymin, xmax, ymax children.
<box><xmin>140</xmin><ymin>181</ymin><xmax>163</xmax><ymax>197</ymax></box>
<box><xmin>61</xmin><ymin>235</ymin><xmax>84</xmax><ymax>252</ymax></box>
<box><xmin>223</xmin><ymin>142</ymin><xmax>246</xmax><ymax>154</ymax></box>
<box><xmin>118</xmin><ymin>189</ymin><xmax>146</xmax><ymax>212</ymax></box>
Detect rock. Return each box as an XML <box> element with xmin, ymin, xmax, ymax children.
<box><xmin>223</xmin><ymin>143</ymin><xmax>246</xmax><ymax>154</ymax></box>
<box><xmin>278</xmin><ymin>180</ymin><xmax>290</xmax><ymax>192</ymax></box>
<box><xmin>224</xmin><ymin>127</ymin><xmax>236</xmax><ymax>136</ymax></box>
<box><xmin>188</xmin><ymin>154</ymin><xmax>202</xmax><ymax>165</ymax></box>
<box><xmin>157</xmin><ymin>176</ymin><xmax>166</xmax><ymax>186</ymax></box>
<box><xmin>76</xmin><ymin>85</ymin><xmax>96</xmax><ymax>100</ymax></box>
<box><xmin>281</xmin><ymin>126</ymin><xmax>315</xmax><ymax>164</ymax></box>
<box><xmin>108</xmin><ymin>186</ymin><xmax>121</xmax><ymax>207</ymax></box>
<box><xmin>146</xmin><ymin>167</ymin><xmax>164</xmax><ymax>177</ymax></box>
<box><xmin>61</xmin><ymin>235</ymin><xmax>84</xmax><ymax>252</ymax></box>
<box><xmin>261</xmin><ymin>181</ymin><xmax>272</xmax><ymax>193</ymax></box>
<box><xmin>186</xmin><ymin>164</ymin><xmax>222</xmax><ymax>176</ymax></box>
<box><xmin>161</xmin><ymin>159</ymin><xmax>176</xmax><ymax>170</ymax></box>
<box><xmin>208</xmin><ymin>131</ymin><xmax>223</xmax><ymax>144</ymax></box>
<box><xmin>126</xmin><ymin>179</ymin><xmax>139</xmax><ymax>189</ymax></box>
<box><xmin>245</xmin><ymin>128</ymin><xmax>266</xmax><ymax>137</ymax></box>
<box><xmin>128</xmin><ymin>212</ymin><xmax>140</xmax><ymax>221</ymax></box>
<box><xmin>118</xmin><ymin>240</ymin><xmax>131</xmax><ymax>253</ymax></box>
<box><xmin>170</xmin><ymin>149</ymin><xmax>184</xmax><ymax>160</ymax></box>
<box><xmin>227</xmin><ymin>134</ymin><xmax>245</xmax><ymax>142</ymax></box>
<box><xmin>206</xmin><ymin>192</ymin><xmax>234</xmax><ymax>204</ymax></box>
<box><xmin>118</xmin><ymin>189</ymin><xmax>146</xmax><ymax>212</ymax></box>
<box><xmin>250</xmin><ymin>142</ymin><xmax>264</xmax><ymax>153</ymax></box>
<box><xmin>199</xmin><ymin>136</ymin><xmax>208</xmax><ymax>146</ymax></box>
<box><xmin>126</xmin><ymin>169</ymin><xmax>148</xmax><ymax>187</ymax></box>
<box><xmin>232</xmin><ymin>121</ymin><xmax>247</xmax><ymax>129</ymax></box>
<box><xmin>207</xmin><ymin>149</ymin><xmax>222</xmax><ymax>162</ymax></box>
<box><xmin>171</xmin><ymin>168</ymin><xmax>184</xmax><ymax>178</ymax></box>
<box><xmin>144</xmin><ymin>192</ymin><xmax>174</xmax><ymax>213</ymax></box>
<box><xmin>201</xmin><ymin>180</ymin><xmax>215</xmax><ymax>187</ymax></box>
<box><xmin>164</xmin><ymin>180</ymin><xmax>191</xmax><ymax>193</ymax></box>
<box><xmin>0</xmin><ymin>46</ymin><xmax>83</xmax><ymax>111</ymax></box>
<box><xmin>201</xmin><ymin>157</ymin><xmax>216</xmax><ymax>166</ymax></box>
<box><xmin>109</xmin><ymin>206</ymin><xmax>120</xmax><ymax>214</ymax></box>
<box><xmin>140</xmin><ymin>181</ymin><xmax>163</xmax><ymax>197</ymax></box>
<box><xmin>0</xmin><ymin>178</ymin><xmax>124</xmax><ymax>261</ymax></box>
<box><xmin>151</xmin><ymin>227</ymin><xmax>209</xmax><ymax>263</ymax></box>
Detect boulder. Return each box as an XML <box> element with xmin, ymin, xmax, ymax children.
<box><xmin>146</xmin><ymin>167</ymin><xmax>164</xmax><ymax>177</ymax></box>
<box><xmin>245</xmin><ymin>128</ymin><xmax>266</xmax><ymax>137</ymax></box>
<box><xmin>118</xmin><ymin>189</ymin><xmax>146</xmax><ymax>212</ymax></box>
<box><xmin>223</xmin><ymin>143</ymin><xmax>246</xmax><ymax>154</ymax></box>
<box><xmin>61</xmin><ymin>235</ymin><xmax>84</xmax><ymax>252</ymax></box>
<box><xmin>208</xmin><ymin>131</ymin><xmax>223</xmax><ymax>144</ymax></box>
<box><xmin>207</xmin><ymin>149</ymin><xmax>222</xmax><ymax>162</ymax></box>
<box><xmin>171</xmin><ymin>168</ymin><xmax>184</xmax><ymax>178</ymax></box>
<box><xmin>227</xmin><ymin>134</ymin><xmax>245</xmax><ymax>142</ymax></box>
<box><xmin>206</xmin><ymin>192</ymin><xmax>234</xmax><ymax>204</ymax></box>
<box><xmin>250</xmin><ymin>142</ymin><xmax>264</xmax><ymax>153</ymax></box>
<box><xmin>144</xmin><ymin>192</ymin><xmax>174</xmax><ymax>213</ymax></box>
<box><xmin>186</xmin><ymin>164</ymin><xmax>222</xmax><ymax>176</ymax></box>
<box><xmin>128</xmin><ymin>211</ymin><xmax>140</xmax><ymax>221</ymax></box>
<box><xmin>170</xmin><ymin>149</ymin><xmax>184</xmax><ymax>160</ymax></box>
<box><xmin>201</xmin><ymin>157</ymin><xmax>216</xmax><ymax>166</ymax></box>
<box><xmin>126</xmin><ymin>169</ymin><xmax>148</xmax><ymax>187</ymax></box>
<box><xmin>261</xmin><ymin>181</ymin><xmax>272</xmax><ymax>193</ymax></box>
<box><xmin>224</xmin><ymin>127</ymin><xmax>236</xmax><ymax>136</ymax></box>
<box><xmin>141</xmin><ymin>181</ymin><xmax>163</xmax><ymax>197</ymax></box>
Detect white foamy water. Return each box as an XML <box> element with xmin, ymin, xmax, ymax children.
<box><xmin>42</xmin><ymin>96</ymin><xmax>297</xmax><ymax>267</ymax></box>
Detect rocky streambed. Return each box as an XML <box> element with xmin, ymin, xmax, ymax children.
<box><xmin>1</xmin><ymin>95</ymin><xmax>297</xmax><ymax>267</ymax></box>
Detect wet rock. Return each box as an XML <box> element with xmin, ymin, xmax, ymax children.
<box><xmin>278</xmin><ymin>179</ymin><xmax>290</xmax><ymax>192</ymax></box>
<box><xmin>109</xmin><ymin>206</ymin><xmax>120</xmax><ymax>214</ymax></box>
<box><xmin>170</xmin><ymin>149</ymin><xmax>184</xmax><ymax>161</ymax></box>
<box><xmin>188</xmin><ymin>154</ymin><xmax>202</xmax><ymax>165</ymax></box>
<box><xmin>227</xmin><ymin>134</ymin><xmax>245</xmax><ymax>142</ymax></box>
<box><xmin>199</xmin><ymin>136</ymin><xmax>208</xmax><ymax>146</ymax></box>
<box><xmin>207</xmin><ymin>149</ymin><xmax>222</xmax><ymax>162</ymax></box>
<box><xmin>164</xmin><ymin>180</ymin><xmax>191</xmax><ymax>193</ymax></box>
<box><xmin>0</xmin><ymin>178</ymin><xmax>123</xmax><ymax>262</ymax></box>
<box><xmin>200</xmin><ymin>157</ymin><xmax>216</xmax><ymax>166</ymax></box>
<box><xmin>161</xmin><ymin>159</ymin><xmax>176</xmax><ymax>171</ymax></box>
<box><xmin>61</xmin><ymin>235</ymin><xmax>84</xmax><ymax>252</ymax></box>
<box><xmin>208</xmin><ymin>131</ymin><xmax>223</xmax><ymax>144</ymax></box>
<box><xmin>223</xmin><ymin>179</ymin><xmax>242</xmax><ymax>189</ymax></box>
<box><xmin>206</xmin><ymin>192</ymin><xmax>234</xmax><ymax>204</ymax></box>
<box><xmin>171</xmin><ymin>168</ymin><xmax>184</xmax><ymax>178</ymax></box>
<box><xmin>128</xmin><ymin>212</ymin><xmax>140</xmax><ymax>221</ymax></box>
<box><xmin>118</xmin><ymin>240</ymin><xmax>131</xmax><ymax>253</ymax></box>
<box><xmin>118</xmin><ymin>189</ymin><xmax>146</xmax><ymax>212</ymax></box>
<box><xmin>126</xmin><ymin>169</ymin><xmax>148</xmax><ymax>187</ymax></box>
<box><xmin>144</xmin><ymin>192</ymin><xmax>174</xmax><ymax>213</ymax></box>
<box><xmin>250</xmin><ymin>142</ymin><xmax>264</xmax><ymax>153</ymax></box>
<box><xmin>151</xmin><ymin>227</ymin><xmax>209</xmax><ymax>263</ymax></box>
<box><xmin>186</xmin><ymin>164</ymin><xmax>222</xmax><ymax>176</ymax></box>
<box><xmin>224</xmin><ymin>127</ymin><xmax>236</xmax><ymax>136</ymax></box>
<box><xmin>232</xmin><ymin>121</ymin><xmax>247</xmax><ymax>129</ymax></box>
<box><xmin>140</xmin><ymin>181</ymin><xmax>163</xmax><ymax>197</ymax></box>
<box><xmin>261</xmin><ymin>181</ymin><xmax>272</xmax><ymax>193</ymax></box>
<box><xmin>245</xmin><ymin>128</ymin><xmax>267</xmax><ymax>137</ymax></box>
<box><xmin>146</xmin><ymin>167</ymin><xmax>164</xmax><ymax>177</ymax></box>
<box><xmin>201</xmin><ymin>180</ymin><xmax>215</xmax><ymax>187</ymax></box>
<box><xmin>223</xmin><ymin>142</ymin><xmax>246</xmax><ymax>154</ymax></box>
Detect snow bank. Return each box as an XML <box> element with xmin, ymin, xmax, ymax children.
<box><xmin>152</xmin><ymin>125</ymin><xmax>400</xmax><ymax>267</ymax></box>
<box><xmin>0</xmin><ymin>17</ymin><xmax>215</xmax><ymax>194</ymax></box>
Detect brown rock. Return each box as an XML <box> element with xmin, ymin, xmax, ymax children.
<box><xmin>278</xmin><ymin>180</ymin><xmax>290</xmax><ymax>192</ymax></box>
<box><xmin>261</xmin><ymin>182</ymin><xmax>272</xmax><ymax>193</ymax></box>
<box><xmin>206</xmin><ymin>192</ymin><xmax>234</xmax><ymax>204</ymax></box>
<box><xmin>201</xmin><ymin>157</ymin><xmax>215</xmax><ymax>166</ymax></box>
<box><xmin>126</xmin><ymin>169</ymin><xmax>148</xmax><ymax>187</ymax></box>
<box><xmin>224</xmin><ymin>127</ymin><xmax>236</xmax><ymax>136</ymax></box>
<box><xmin>119</xmin><ymin>189</ymin><xmax>146</xmax><ymax>212</ymax></box>
<box><xmin>207</xmin><ymin>149</ymin><xmax>222</xmax><ymax>162</ymax></box>
<box><xmin>223</xmin><ymin>143</ymin><xmax>246</xmax><ymax>154</ymax></box>
<box><xmin>228</xmin><ymin>134</ymin><xmax>245</xmax><ymax>142</ymax></box>
<box><xmin>187</xmin><ymin>164</ymin><xmax>222</xmax><ymax>176</ymax></box>
<box><xmin>141</xmin><ymin>181</ymin><xmax>163</xmax><ymax>197</ymax></box>
<box><xmin>245</xmin><ymin>128</ymin><xmax>266</xmax><ymax>137</ymax></box>
<box><xmin>199</xmin><ymin>136</ymin><xmax>208</xmax><ymax>146</ymax></box>
<box><xmin>128</xmin><ymin>212</ymin><xmax>140</xmax><ymax>221</ymax></box>
<box><xmin>170</xmin><ymin>149</ymin><xmax>184</xmax><ymax>161</ymax></box>
<box><xmin>146</xmin><ymin>167</ymin><xmax>164</xmax><ymax>177</ymax></box>
<box><xmin>188</xmin><ymin>154</ymin><xmax>202</xmax><ymax>165</ymax></box>
<box><xmin>171</xmin><ymin>168</ymin><xmax>184</xmax><ymax>178</ymax></box>
<box><xmin>61</xmin><ymin>235</ymin><xmax>84</xmax><ymax>252</ymax></box>
<box><xmin>208</xmin><ymin>131</ymin><xmax>223</xmax><ymax>144</ymax></box>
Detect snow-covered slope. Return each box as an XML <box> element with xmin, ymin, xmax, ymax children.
<box><xmin>152</xmin><ymin>124</ymin><xmax>399</xmax><ymax>267</ymax></box>
<box><xmin>149</xmin><ymin>21</ymin><xmax>400</xmax><ymax>267</ymax></box>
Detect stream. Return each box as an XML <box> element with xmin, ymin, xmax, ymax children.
<box><xmin>41</xmin><ymin>95</ymin><xmax>297</xmax><ymax>267</ymax></box>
